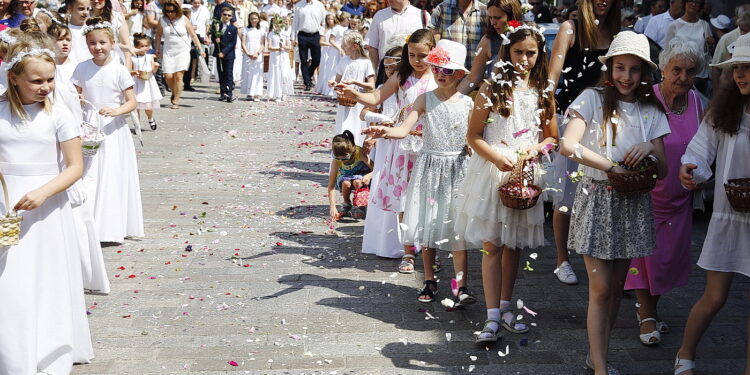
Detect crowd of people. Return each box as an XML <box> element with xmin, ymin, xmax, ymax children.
<box><xmin>0</xmin><ymin>0</ymin><xmax>748</xmax><ymax>373</ymax></box>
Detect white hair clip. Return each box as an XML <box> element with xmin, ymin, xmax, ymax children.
<box><xmin>81</xmin><ymin>21</ymin><xmax>115</xmax><ymax>35</ymax></box>
<box><xmin>0</xmin><ymin>28</ymin><xmax>17</xmax><ymax>45</ymax></box>
<box><xmin>6</xmin><ymin>48</ymin><xmax>56</xmax><ymax>70</ymax></box>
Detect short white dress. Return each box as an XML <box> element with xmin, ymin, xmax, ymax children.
<box><xmin>131</xmin><ymin>53</ymin><xmax>164</xmax><ymax>109</ymax></box>
<box><xmin>0</xmin><ymin>101</ymin><xmax>92</xmax><ymax>374</ymax></box>
<box><xmin>454</xmin><ymin>89</ymin><xmax>546</xmax><ymax>249</ymax></box>
<box><xmin>240</xmin><ymin>27</ymin><xmax>265</xmax><ymax>96</ymax></box>
<box><xmin>333</xmin><ymin>56</ymin><xmax>374</xmax><ymax>146</ymax></box>
<box><xmin>160</xmin><ymin>15</ymin><xmax>191</xmax><ymax>74</ymax></box>
<box><xmin>266</xmin><ymin>31</ymin><xmax>294</xmax><ymax>99</ymax></box>
<box><xmin>73</xmin><ymin>58</ymin><xmax>145</xmax><ymax>243</ymax></box>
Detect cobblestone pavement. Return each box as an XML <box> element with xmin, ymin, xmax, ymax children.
<box><xmin>73</xmin><ymin>84</ymin><xmax>749</xmax><ymax>375</ymax></box>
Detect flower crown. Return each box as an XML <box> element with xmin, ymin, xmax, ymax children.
<box><xmin>6</xmin><ymin>48</ymin><xmax>56</xmax><ymax>70</ymax></box>
<box><xmin>501</xmin><ymin>20</ymin><xmax>545</xmax><ymax>45</ymax></box>
<box><xmin>0</xmin><ymin>28</ymin><xmax>17</xmax><ymax>45</ymax></box>
<box><xmin>520</xmin><ymin>1</ymin><xmax>533</xmax><ymax>14</ymax></box>
<box><xmin>37</xmin><ymin>8</ymin><xmax>64</xmax><ymax>26</ymax></box>
<box><xmin>81</xmin><ymin>21</ymin><xmax>115</xmax><ymax>35</ymax></box>
<box><xmin>425</xmin><ymin>46</ymin><xmax>450</xmax><ymax>66</ymax></box>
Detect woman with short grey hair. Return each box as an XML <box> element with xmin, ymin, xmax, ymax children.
<box><xmin>624</xmin><ymin>36</ymin><xmax>706</xmax><ymax>346</ymax></box>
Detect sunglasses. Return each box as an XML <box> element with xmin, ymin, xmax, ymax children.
<box><xmin>164</xmin><ymin>8</ymin><xmax>177</xmax><ymax>13</ymax></box>
<box><xmin>384</xmin><ymin>60</ymin><xmax>400</xmax><ymax>67</ymax></box>
<box><xmin>332</xmin><ymin>153</ymin><xmax>352</xmax><ymax>160</ymax></box>
<box><xmin>431</xmin><ymin>66</ymin><xmax>456</xmax><ymax>76</ymax></box>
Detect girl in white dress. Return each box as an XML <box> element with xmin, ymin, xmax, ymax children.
<box><xmin>131</xmin><ymin>32</ymin><xmax>163</xmax><ymax>130</ymax></box>
<box><xmin>90</xmin><ymin>0</ymin><xmax>135</xmax><ymax>68</ymax></box>
<box><xmin>73</xmin><ymin>17</ymin><xmax>144</xmax><ymax>243</ymax></box>
<box><xmin>125</xmin><ymin>0</ymin><xmax>145</xmax><ymax>36</ymax></box>
<box><xmin>49</xmin><ymin>22</ymin><xmax>111</xmax><ymax>296</ymax></box>
<box><xmin>454</xmin><ymin>25</ymin><xmax>558</xmax><ymax>344</ymax></box>
<box><xmin>314</xmin><ymin>13</ymin><xmax>337</xmax><ymax>95</ymax></box>
<box><xmin>360</xmin><ymin>47</ymin><xmax>402</xmax><ymax>259</ymax></box>
<box><xmin>327</xmin><ymin>13</ymin><xmax>348</xmax><ymax>98</ymax></box>
<box><xmin>66</xmin><ymin>0</ymin><xmax>93</xmax><ymax>64</ymax></box>
<box><xmin>0</xmin><ymin>41</ymin><xmax>91</xmax><ymax>375</ymax></box>
<box><xmin>240</xmin><ymin>12</ymin><xmax>265</xmax><ymax>101</ymax></box>
<box><xmin>675</xmin><ymin>34</ymin><xmax>750</xmax><ymax>375</ymax></box>
<box><xmin>328</xmin><ymin>32</ymin><xmax>374</xmax><ymax>146</ymax></box>
<box><xmin>266</xmin><ymin>16</ymin><xmax>293</xmax><ymax>101</ymax></box>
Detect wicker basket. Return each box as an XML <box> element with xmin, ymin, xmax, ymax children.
<box><xmin>80</xmin><ymin>100</ymin><xmax>104</xmax><ymax>157</ymax></box>
<box><xmin>0</xmin><ymin>172</ymin><xmax>22</xmax><ymax>247</ymax></box>
<box><xmin>337</xmin><ymin>94</ymin><xmax>357</xmax><ymax>107</ymax></box>
<box><xmin>499</xmin><ymin>158</ymin><xmax>541</xmax><ymax>210</ymax></box>
<box><xmin>606</xmin><ymin>156</ymin><xmax>658</xmax><ymax>195</ymax></box>
<box><xmin>725</xmin><ymin>178</ymin><xmax>750</xmax><ymax>213</ymax></box>
<box><xmin>137</xmin><ymin>70</ymin><xmax>152</xmax><ymax>80</ymax></box>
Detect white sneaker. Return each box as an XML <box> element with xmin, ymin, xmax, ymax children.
<box><xmin>554</xmin><ymin>261</ymin><xmax>578</xmax><ymax>285</ymax></box>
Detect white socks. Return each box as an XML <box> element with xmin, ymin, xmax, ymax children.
<box><xmin>478</xmin><ymin>308</ymin><xmax>501</xmax><ymax>340</ymax></box>
<box><xmin>500</xmin><ymin>300</ymin><xmax>527</xmax><ymax>331</ymax></box>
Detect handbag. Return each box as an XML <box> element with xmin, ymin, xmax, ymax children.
<box><xmin>80</xmin><ymin>100</ymin><xmax>105</xmax><ymax>157</ymax></box>
<box><xmin>198</xmin><ymin>54</ymin><xmax>211</xmax><ymax>84</ymax></box>
<box><xmin>352</xmin><ymin>187</ymin><xmax>370</xmax><ymax>207</ymax></box>
<box><xmin>0</xmin><ymin>171</ymin><xmax>22</xmax><ymax>247</ymax></box>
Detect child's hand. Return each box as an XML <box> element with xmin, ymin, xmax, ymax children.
<box><xmin>362</xmin><ymin>174</ymin><xmax>371</xmax><ymax>185</ymax></box>
<box><xmin>99</xmin><ymin>107</ymin><xmax>117</xmax><ymax>117</ymax></box>
<box><xmin>327</xmin><ymin>80</ymin><xmax>336</xmax><ymax>88</ymax></box>
<box><xmin>338</xmin><ymin>86</ymin><xmax>358</xmax><ymax>99</ymax></box>
<box><xmin>330</xmin><ymin>206</ymin><xmax>340</xmax><ymax>221</ymax></box>
<box><xmin>493</xmin><ymin>154</ymin><xmax>514</xmax><ymax>172</ymax></box>
<box><xmin>362</xmin><ymin>126</ymin><xmax>387</xmax><ymax>138</ymax></box>
<box><xmin>679</xmin><ymin>163</ymin><xmax>698</xmax><ymax>190</ymax></box>
<box><xmin>623</xmin><ymin>141</ymin><xmax>654</xmax><ymax>168</ymax></box>
<box><xmin>130</xmin><ymin>70</ymin><xmax>138</xmax><ymax>76</ymax></box>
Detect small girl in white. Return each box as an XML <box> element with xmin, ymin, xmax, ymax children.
<box><xmin>266</xmin><ymin>15</ymin><xmax>293</xmax><ymax>101</ymax></box>
<box><xmin>130</xmin><ymin>32</ymin><xmax>162</xmax><ymax>130</ymax></box>
<box><xmin>240</xmin><ymin>12</ymin><xmax>265</xmax><ymax>101</ymax></box>
<box><xmin>329</xmin><ymin>32</ymin><xmax>374</xmax><ymax>146</ymax></box>
<box><xmin>73</xmin><ymin>17</ymin><xmax>144</xmax><ymax>244</ymax></box>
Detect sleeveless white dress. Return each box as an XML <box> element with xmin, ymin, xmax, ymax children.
<box><xmin>0</xmin><ymin>101</ymin><xmax>93</xmax><ymax>374</ymax></box>
<box><xmin>160</xmin><ymin>15</ymin><xmax>191</xmax><ymax>73</ymax></box>
<box><xmin>132</xmin><ymin>54</ymin><xmax>164</xmax><ymax>109</ymax></box>
<box><xmin>453</xmin><ymin>89</ymin><xmax>545</xmax><ymax>249</ymax></box>
<box><xmin>240</xmin><ymin>27</ymin><xmax>265</xmax><ymax>96</ymax></box>
<box><xmin>73</xmin><ymin>59</ymin><xmax>145</xmax><ymax>243</ymax></box>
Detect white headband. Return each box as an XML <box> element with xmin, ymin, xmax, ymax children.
<box><xmin>0</xmin><ymin>28</ymin><xmax>16</xmax><ymax>45</ymax></box>
<box><xmin>37</xmin><ymin>8</ymin><xmax>64</xmax><ymax>25</ymax></box>
<box><xmin>81</xmin><ymin>21</ymin><xmax>115</xmax><ymax>35</ymax></box>
<box><xmin>6</xmin><ymin>48</ymin><xmax>56</xmax><ymax>70</ymax></box>
<box><xmin>501</xmin><ymin>23</ymin><xmax>546</xmax><ymax>45</ymax></box>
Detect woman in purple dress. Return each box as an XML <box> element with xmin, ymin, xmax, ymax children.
<box><xmin>624</xmin><ymin>37</ymin><xmax>705</xmax><ymax>346</ymax></box>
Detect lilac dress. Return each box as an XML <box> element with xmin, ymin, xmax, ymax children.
<box><xmin>625</xmin><ymin>86</ymin><xmax>702</xmax><ymax>295</ymax></box>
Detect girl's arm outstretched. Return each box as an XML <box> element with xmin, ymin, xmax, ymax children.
<box><xmin>339</xmin><ymin>72</ymin><xmax>399</xmax><ymax>107</ymax></box>
<box><xmin>362</xmin><ymin>93</ymin><xmax>426</xmax><ymax>139</ymax></box>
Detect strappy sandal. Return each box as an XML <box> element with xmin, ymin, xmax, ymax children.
<box><xmin>418</xmin><ymin>280</ymin><xmax>438</xmax><ymax>303</ymax></box>
<box><xmin>638</xmin><ymin>317</ymin><xmax>661</xmax><ymax>345</ymax></box>
<box><xmin>637</xmin><ymin>311</ymin><xmax>670</xmax><ymax>334</ymax></box>
<box><xmin>674</xmin><ymin>356</ymin><xmax>695</xmax><ymax>374</ymax></box>
<box><xmin>500</xmin><ymin>306</ymin><xmax>529</xmax><ymax>334</ymax></box>
<box><xmin>339</xmin><ymin>203</ymin><xmax>352</xmax><ymax>217</ymax></box>
<box><xmin>148</xmin><ymin>119</ymin><xmax>157</xmax><ymax>130</ymax></box>
<box><xmin>399</xmin><ymin>254</ymin><xmax>415</xmax><ymax>274</ymax></box>
<box><xmin>585</xmin><ymin>353</ymin><xmax>620</xmax><ymax>375</ymax></box>
<box><xmin>453</xmin><ymin>286</ymin><xmax>477</xmax><ymax>308</ymax></box>
<box><xmin>475</xmin><ymin>319</ymin><xmax>502</xmax><ymax>344</ymax></box>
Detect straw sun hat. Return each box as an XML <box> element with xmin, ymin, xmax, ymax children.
<box><xmin>711</xmin><ymin>33</ymin><xmax>750</xmax><ymax>68</ymax></box>
<box><xmin>598</xmin><ymin>31</ymin><xmax>657</xmax><ymax>70</ymax></box>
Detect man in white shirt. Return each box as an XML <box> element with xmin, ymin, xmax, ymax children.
<box><xmin>634</xmin><ymin>0</ymin><xmax>667</xmax><ymax>34</ymax></box>
<box><xmin>190</xmin><ymin>0</ymin><xmax>211</xmax><ymax>42</ymax></box>
<box><xmin>643</xmin><ymin>0</ymin><xmax>684</xmax><ymax>47</ymax></box>
<box><xmin>291</xmin><ymin>0</ymin><xmax>326</xmax><ymax>91</ymax></box>
<box><xmin>366</xmin><ymin>0</ymin><xmax>422</xmax><ymax>70</ymax></box>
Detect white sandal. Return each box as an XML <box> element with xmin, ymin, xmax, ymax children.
<box><xmin>638</xmin><ymin>317</ymin><xmax>661</xmax><ymax>345</ymax></box>
<box><xmin>674</xmin><ymin>356</ymin><xmax>695</xmax><ymax>374</ymax></box>
<box><xmin>585</xmin><ymin>353</ymin><xmax>620</xmax><ymax>375</ymax></box>
<box><xmin>398</xmin><ymin>254</ymin><xmax>415</xmax><ymax>274</ymax></box>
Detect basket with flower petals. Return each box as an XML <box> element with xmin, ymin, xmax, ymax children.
<box><xmin>606</xmin><ymin>156</ymin><xmax>658</xmax><ymax>195</ymax></box>
<box><xmin>499</xmin><ymin>158</ymin><xmax>541</xmax><ymax>210</ymax></box>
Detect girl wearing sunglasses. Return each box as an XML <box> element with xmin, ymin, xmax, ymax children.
<box><xmin>326</xmin><ymin>130</ymin><xmax>373</xmax><ymax>220</ymax></box>
<box><xmin>363</xmin><ymin>39</ymin><xmax>476</xmax><ymax>306</ymax></box>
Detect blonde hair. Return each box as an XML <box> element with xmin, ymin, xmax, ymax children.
<box><xmin>4</xmin><ymin>41</ymin><xmax>56</xmax><ymax>121</ymax></box>
<box><xmin>342</xmin><ymin>31</ymin><xmax>366</xmax><ymax>58</ymax></box>
<box><xmin>84</xmin><ymin>16</ymin><xmax>115</xmax><ymax>42</ymax></box>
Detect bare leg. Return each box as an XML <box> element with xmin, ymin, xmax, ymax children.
<box><xmin>583</xmin><ymin>256</ymin><xmax>615</xmax><ymax>375</ymax></box>
<box><xmin>635</xmin><ymin>290</ymin><xmax>661</xmax><ymax>342</ymax></box>
<box><xmin>172</xmin><ymin>71</ymin><xmax>184</xmax><ymax>104</ymax></box>
<box><xmin>500</xmin><ymin>246</ymin><xmax>520</xmax><ymax>302</ymax></box>
<box><xmin>422</xmin><ymin>248</ymin><xmax>436</xmax><ymax>281</ymax></box>
<box><xmin>553</xmin><ymin>211</ymin><xmax>571</xmax><ymax>265</ymax></box>
<box><xmin>451</xmin><ymin>250</ymin><xmax>468</xmax><ymax>288</ymax></box>
<box><xmin>482</xmin><ymin>243</ymin><xmax>502</xmax><ymax>310</ymax></box>
<box><xmin>145</xmin><ymin>109</ymin><xmax>154</xmax><ymax>120</ymax></box>
<box><xmin>341</xmin><ymin>180</ymin><xmax>353</xmax><ymax>205</ymax></box>
<box><xmin>677</xmin><ymin>270</ymin><xmax>734</xmax><ymax>373</ymax></box>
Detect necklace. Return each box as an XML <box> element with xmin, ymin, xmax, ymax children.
<box><xmin>660</xmin><ymin>84</ymin><xmax>687</xmax><ymax>115</ymax></box>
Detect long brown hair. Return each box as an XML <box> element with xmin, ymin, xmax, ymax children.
<box><xmin>705</xmin><ymin>73</ymin><xmax>747</xmax><ymax>136</ymax></box>
<box><xmin>597</xmin><ymin>57</ymin><xmax>663</xmax><ymax>145</ymax></box>
<box><xmin>485</xmin><ymin>0</ymin><xmax>522</xmax><ymax>37</ymax></box>
<box><xmin>576</xmin><ymin>0</ymin><xmax>620</xmax><ymax>51</ymax></box>
<box><xmin>397</xmin><ymin>28</ymin><xmax>435</xmax><ymax>86</ymax></box>
<box><xmin>489</xmin><ymin>25</ymin><xmax>555</xmax><ymax>127</ymax></box>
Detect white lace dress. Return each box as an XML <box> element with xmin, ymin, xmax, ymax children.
<box><xmin>401</xmin><ymin>92</ymin><xmax>472</xmax><ymax>251</ymax></box>
<box><xmin>454</xmin><ymin>89</ymin><xmax>545</xmax><ymax>249</ymax></box>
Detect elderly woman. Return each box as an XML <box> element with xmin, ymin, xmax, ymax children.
<box><xmin>624</xmin><ymin>37</ymin><xmax>705</xmax><ymax>346</ymax></box>
<box><xmin>155</xmin><ymin>0</ymin><xmax>205</xmax><ymax>109</ymax></box>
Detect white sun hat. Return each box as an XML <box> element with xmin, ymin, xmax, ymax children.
<box><xmin>711</xmin><ymin>32</ymin><xmax>750</xmax><ymax>68</ymax></box>
<box><xmin>709</xmin><ymin>14</ymin><xmax>731</xmax><ymax>30</ymax></box>
<box><xmin>425</xmin><ymin>39</ymin><xmax>469</xmax><ymax>72</ymax></box>
<box><xmin>598</xmin><ymin>31</ymin><xmax>658</xmax><ymax>70</ymax></box>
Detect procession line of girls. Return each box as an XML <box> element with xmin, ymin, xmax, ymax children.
<box><xmin>0</xmin><ymin>12</ymin><xmax>149</xmax><ymax>373</ymax></box>
<box><xmin>326</xmin><ymin>21</ymin><xmax>750</xmax><ymax>375</ymax></box>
